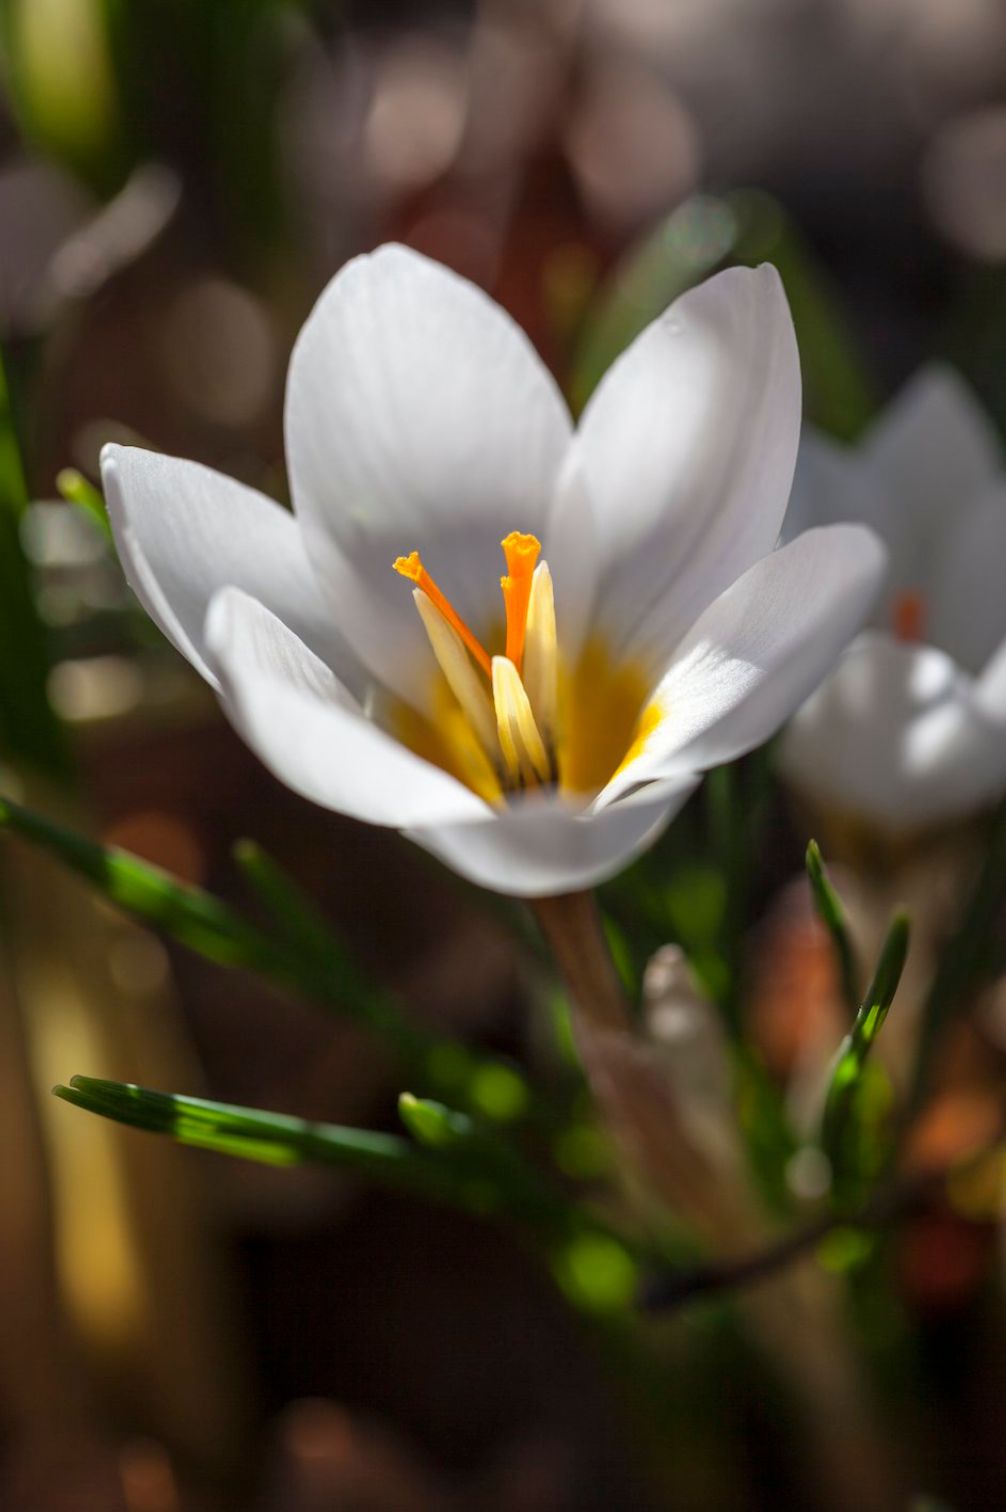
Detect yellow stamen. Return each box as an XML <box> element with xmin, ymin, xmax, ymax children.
<box><xmin>492</xmin><ymin>655</ymin><xmax>551</xmax><ymax>787</ymax></box>
<box><xmin>522</xmin><ymin>560</ymin><xmax>557</xmax><ymax>745</ymax></box>
<box><xmin>892</xmin><ymin>590</ymin><xmax>925</xmax><ymax>644</ymax></box>
<box><xmin>394</xmin><ymin>551</ymin><xmax>492</xmax><ymax>677</ymax></box>
<box><xmin>412</xmin><ymin>589</ymin><xmax>500</xmax><ymax>764</ymax></box>
<box><xmin>500</xmin><ymin>531</ymin><xmax>541</xmax><ymax>673</ymax></box>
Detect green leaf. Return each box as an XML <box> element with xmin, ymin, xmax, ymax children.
<box><xmin>54</xmin><ymin>1075</ymin><xmax>466</xmax><ymax>1200</ymax></box>
<box><xmin>231</xmin><ymin>836</ymin><xmax>416</xmax><ymax>1045</ymax></box>
<box><xmin>54</xmin><ymin>1077</ymin><xmax>597</xmax><ymax>1242</ymax></box>
<box><xmin>820</xmin><ymin>910</ymin><xmax>910</xmax><ymax>1201</ymax></box>
<box><xmin>56</xmin><ymin>467</ymin><xmax>112</xmax><ymax>542</ymax></box>
<box><xmin>0</xmin><ymin>794</ymin><xmax>539</xmax><ymax>1124</ymax></box>
<box><xmin>0</xmin><ymin>347</ymin><xmax>71</xmax><ymax>780</ymax></box>
<box><xmin>0</xmin><ymin>792</ymin><xmax>280</xmax><ymax>969</ymax></box>
<box><xmin>806</xmin><ymin>840</ymin><xmax>859</xmax><ymax>1015</ymax></box>
<box><xmin>398</xmin><ymin>1092</ymin><xmax>474</xmax><ymax>1149</ymax></box>
<box><xmin>727</xmin><ymin>190</ymin><xmax>876</xmax><ymax>440</ymax></box>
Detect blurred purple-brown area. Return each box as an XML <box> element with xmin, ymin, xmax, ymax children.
<box><xmin>2</xmin><ymin>1</ymin><xmax>1006</xmax><ymax>1508</ymax></box>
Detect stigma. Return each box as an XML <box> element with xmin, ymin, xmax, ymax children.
<box><xmin>394</xmin><ymin>535</ymin><xmax>557</xmax><ymax>792</ymax></box>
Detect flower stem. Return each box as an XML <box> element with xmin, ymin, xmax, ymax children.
<box><xmin>533</xmin><ymin>890</ymin><xmax>632</xmax><ymax>1034</ymax></box>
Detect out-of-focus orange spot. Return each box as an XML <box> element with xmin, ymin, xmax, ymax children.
<box><xmin>892</xmin><ymin>590</ymin><xmax>925</xmax><ymax>643</ymax></box>
<box><xmin>119</xmin><ymin>1440</ymin><xmax>179</xmax><ymax>1512</ymax></box>
<box><xmin>283</xmin><ymin>1399</ymin><xmax>355</xmax><ymax>1468</ymax></box>
<box><xmin>103</xmin><ymin>810</ymin><xmax>206</xmax><ymax>884</ymax></box>
<box><xmin>904</xmin><ymin>1089</ymin><xmax>1003</xmax><ymax>1172</ymax></box>
<box><xmin>745</xmin><ymin>881</ymin><xmax>844</xmax><ymax>1077</ymax></box>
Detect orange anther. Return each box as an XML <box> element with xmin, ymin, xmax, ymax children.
<box><xmin>500</xmin><ymin>531</ymin><xmax>541</xmax><ymax>673</ymax></box>
<box><xmin>393</xmin><ymin>552</ymin><xmax>492</xmax><ymax>677</ymax></box>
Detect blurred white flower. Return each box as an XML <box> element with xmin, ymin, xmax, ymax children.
<box><xmin>780</xmin><ymin>366</ymin><xmax>1006</xmax><ymax>834</ymax></box>
<box><xmin>102</xmin><ymin>246</ymin><xmax>882</xmax><ymax>896</ymax></box>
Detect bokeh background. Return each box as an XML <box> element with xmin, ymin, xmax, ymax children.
<box><xmin>2</xmin><ymin>1</ymin><xmax>1006</xmax><ymax>1508</ymax></box>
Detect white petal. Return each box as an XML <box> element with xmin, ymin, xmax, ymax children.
<box><xmin>977</xmin><ymin>637</ymin><xmax>1006</xmax><ymax>722</ymax></box>
<box><xmin>285</xmin><ymin>244</ymin><xmax>573</xmax><ymax>705</ymax></box>
<box><xmin>779</xmin><ymin>634</ymin><xmax>1006</xmax><ymax>832</ymax></box>
<box><xmin>783</xmin><ymin>428</ymin><xmax>906</xmax><ymax>605</ymax></box>
<box><xmin>781</xmin><ymin>429</ymin><xmax>875</xmax><ymax>540</ymax></box>
<box><xmin>544</xmin><ymin>453</ymin><xmax>601</xmax><ymax>668</ymax></box>
<box><xmin>102</xmin><ymin>444</ymin><xmax>358</xmax><ymax>692</ymax></box>
<box><xmin>574</xmin><ymin>263</ymin><xmax>801</xmax><ymax>671</ymax></box>
<box><xmin>599</xmin><ymin>525</ymin><xmax>886</xmax><ymax>802</ymax></box>
<box><xmin>204</xmin><ymin>589</ymin><xmax>489</xmax><ymax>828</ymax></box>
<box><xmin>410</xmin><ymin>776</ymin><xmax>698</xmax><ymax>898</ymax></box>
<box><xmin>927</xmin><ymin>480</ymin><xmax>1006</xmax><ymax>674</ymax></box>
<box><xmin>861</xmin><ymin>365</ymin><xmax>1001</xmax><ymax>589</ymax></box>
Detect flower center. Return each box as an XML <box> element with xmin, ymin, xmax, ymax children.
<box><xmin>394</xmin><ymin>533</ymin><xmax>556</xmax><ymax>794</ymax></box>
<box><xmin>392</xmin><ymin>534</ymin><xmax>652</xmax><ymax>802</ymax></box>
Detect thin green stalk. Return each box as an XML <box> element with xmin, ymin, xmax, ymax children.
<box><xmin>0</xmin><ymin>347</ymin><xmax>71</xmax><ymax>781</ymax></box>
<box><xmin>806</xmin><ymin>840</ymin><xmax>859</xmax><ymax>1016</ymax></box>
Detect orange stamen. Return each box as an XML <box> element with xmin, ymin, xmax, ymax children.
<box><xmin>500</xmin><ymin>531</ymin><xmax>541</xmax><ymax>673</ymax></box>
<box><xmin>393</xmin><ymin>552</ymin><xmax>492</xmax><ymax>677</ymax></box>
<box><xmin>892</xmin><ymin>590</ymin><xmax>925</xmax><ymax>644</ymax></box>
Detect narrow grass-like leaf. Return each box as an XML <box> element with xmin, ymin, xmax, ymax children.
<box><xmin>398</xmin><ymin>1092</ymin><xmax>474</xmax><ymax>1149</ymax></box>
<box><xmin>728</xmin><ymin>189</ymin><xmax>876</xmax><ymax>440</ymax></box>
<box><xmin>396</xmin><ymin>1091</ymin><xmax>627</xmax><ymax>1242</ymax></box>
<box><xmin>54</xmin><ymin>1076</ymin><xmax>467</xmax><ymax>1200</ymax></box>
<box><xmin>821</xmin><ymin>910</ymin><xmax>910</xmax><ymax>1199</ymax></box>
<box><xmin>0</xmin><ymin>793</ymin><xmax>280</xmax><ymax>969</ymax></box>
<box><xmin>0</xmin><ymin>348</ymin><xmax>71</xmax><ymax>779</ymax></box>
<box><xmin>55</xmin><ymin>1077</ymin><xmax>587</xmax><ymax>1239</ymax></box>
<box><xmin>231</xmin><ymin>836</ymin><xmax>421</xmax><ymax>1048</ymax></box>
<box><xmin>806</xmin><ymin>840</ymin><xmax>859</xmax><ymax>1015</ymax></box>
<box><xmin>56</xmin><ymin>467</ymin><xmax>112</xmax><ymax>541</ymax></box>
<box><xmin>0</xmin><ymin>794</ymin><xmax>539</xmax><ymax>1123</ymax></box>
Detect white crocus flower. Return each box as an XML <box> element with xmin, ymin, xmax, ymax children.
<box><xmin>101</xmin><ymin>246</ymin><xmax>883</xmax><ymax>897</ymax></box>
<box><xmin>779</xmin><ymin>366</ymin><xmax>1006</xmax><ymax>836</ymax></box>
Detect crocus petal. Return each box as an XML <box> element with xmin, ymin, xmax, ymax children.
<box><xmin>204</xmin><ymin>589</ymin><xmax>490</xmax><ymax>828</ymax></box>
<box><xmin>779</xmin><ymin>634</ymin><xmax>1006</xmax><ymax>832</ymax></box>
<box><xmin>598</xmin><ymin>525</ymin><xmax>886</xmax><ymax>803</ymax></box>
<box><xmin>285</xmin><ymin>244</ymin><xmax>574</xmax><ymax>706</ymax></box>
<box><xmin>782</xmin><ymin>428</ymin><xmax>911</xmax><ymax>605</ymax></box>
<box><xmin>409</xmin><ymin>776</ymin><xmax>698</xmax><ymax>898</ymax></box>
<box><xmin>927</xmin><ymin>480</ymin><xmax>1006</xmax><ymax>675</ymax></box>
<box><xmin>102</xmin><ymin>444</ymin><xmax>358</xmax><ymax>692</ymax></box>
<box><xmin>977</xmin><ymin>638</ymin><xmax>1006</xmax><ymax>723</ymax></box>
<box><xmin>861</xmin><ymin>365</ymin><xmax>1001</xmax><ymax>590</ymax></box>
<box><xmin>573</xmin><ymin>263</ymin><xmax>801</xmax><ymax>672</ymax></box>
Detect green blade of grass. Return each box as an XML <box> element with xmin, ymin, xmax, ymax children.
<box><xmin>55</xmin><ymin>1076</ymin><xmax>594</xmax><ymax>1243</ymax></box>
<box><xmin>820</xmin><ymin>910</ymin><xmax>910</xmax><ymax>1200</ymax></box>
<box><xmin>0</xmin><ymin>347</ymin><xmax>71</xmax><ymax>780</ymax></box>
<box><xmin>0</xmin><ymin>791</ymin><xmax>281</xmax><ymax>969</ymax></box>
<box><xmin>0</xmin><ymin>793</ymin><xmax>539</xmax><ymax>1123</ymax></box>
<box><xmin>54</xmin><ymin>1075</ymin><xmax>471</xmax><ymax>1201</ymax></box>
<box><xmin>56</xmin><ymin>467</ymin><xmax>112</xmax><ymax>541</ymax></box>
<box><xmin>806</xmin><ymin>840</ymin><xmax>860</xmax><ymax>1015</ymax></box>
